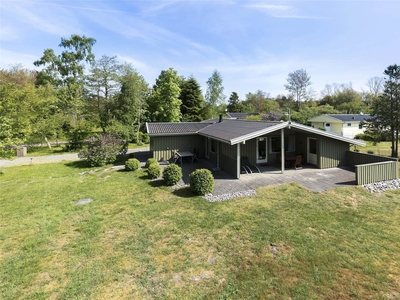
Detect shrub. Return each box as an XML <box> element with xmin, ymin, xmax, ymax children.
<box><xmin>145</xmin><ymin>158</ymin><xmax>157</xmax><ymax>168</ymax></box>
<box><xmin>163</xmin><ymin>164</ymin><xmax>182</xmax><ymax>186</ymax></box>
<box><xmin>78</xmin><ymin>133</ymin><xmax>127</xmax><ymax>167</ymax></box>
<box><xmin>189</xmin><ymin>168</ymin><xmax>214</xmax><ymax>195</ymax></box>
<box><xmin>125</xmin><ymin>158</ymin><xmax>140</xmax><ymax>171</ymax></box>
<box><xmin>147</xmin><ymin>162</ymin><xmax>161</xmax><ymax>179</ymax></box>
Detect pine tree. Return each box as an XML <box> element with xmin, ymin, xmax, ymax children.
<box><xmin>180</xmin><ymin>76</ymin><xmax>205</xmax><ymax>122</ymax></box>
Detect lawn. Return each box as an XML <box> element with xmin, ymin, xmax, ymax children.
<box><xmin>1</xmin><ymin>162</ymin><xmax>399</xmax><ymax>299</ymax></box>
<box><xmin>356</xmin><ymin>141</ymin><xmax>394</xmax><ymax>157</ymax></box>
<box><xmin>22</xmin><ymin>143</ymin><xmax>149</xmax><ymax>157</ymax></box>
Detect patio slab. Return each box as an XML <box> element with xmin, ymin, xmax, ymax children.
<box><xmin>177</xmin><ymin>159</ymin><xmax>356</xmax><ymax>196</ymax></box>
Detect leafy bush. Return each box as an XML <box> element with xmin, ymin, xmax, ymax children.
<box><xmin>125</xmin><ymin>158</ymin><xmax>140</xmax><ymax>171</ymax></box>
<box><xmin>78</xmin><ymin>133</ymin><xmax>127</xmax><ymax>167</ymax></box>
<box><xmin>189</xmin><ymin>168</ymin><xmax>214</xmax><ymax>195</ymax></box>
<box><xmin>139</xmin><ymin>132</ymin><xmax>150</xmax><ymax>144</ymax></box>
<box><xmin>145</xmin><ymin>158</ymin><xmax>157</xmax><ymax>168</ymax></box>
<box><xmin>162</xmin><ymin>164</ymin><xmax>182</xmax><ymax>186</ymax></box>
<box><xmin>147</xmin><ymin>162</ymin><xmax>161</xmax><ymax>179</ymax></box>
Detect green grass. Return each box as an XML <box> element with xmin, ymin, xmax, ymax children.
<box><xmin>1</xmin><ymin>163</ymin><xmax>400</xmax><ymax>299</ymax></box>
<box><xmin>356</xmin><ymin>141</ymin><xmax>394</xmax><ymax>157</ymax></box>
<box><xmin>27</xmin><ymin>145</ymin><xmax>74</xmax><ymax>156</ymax></box>
<box><xmin>20</xmin><ymin>143</ymin><xmax>149</xmax><ymax>157</ymax></box>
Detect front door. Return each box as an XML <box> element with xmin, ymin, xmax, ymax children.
<box><xmin>307</xmin><ymin>137</ymin><xmax>317</xmax><ymax>165</ymax></box>
<box><xmin>256</xmin><ymin>137</ymin><xmax>267</xmax><ymax>163</ymax></box>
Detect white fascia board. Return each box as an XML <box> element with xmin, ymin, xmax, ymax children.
<box><xmin>230</xmin><ymin>122</ymin><xmax>289</xmax><ymax>145</ymax></box>
<box><xmin>289</xmin><ymin>122</ymin><xmax>366</xmax><ymax>146</ymax></box>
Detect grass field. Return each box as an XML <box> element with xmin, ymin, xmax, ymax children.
<box><xmin>356</xmin><ymin>141</ymin><xmax>394</xmax><ymax>157</ymax></box>
<box><xmin>1</xmin><ymin>162</ymin><xmax>400</xmax><ymax>299</ymax></box>
<box><xmin>25</xmin><ymin>143</ymin><xmax>148</xmax><ymax>157</ymax></box>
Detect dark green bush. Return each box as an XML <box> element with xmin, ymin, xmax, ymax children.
<box><xmin>189</xmin><ymin>168</ymin><xmax>214</xmax><ymax>195</ymax></box>
<box><xmin>125</xmin><ymin>158</ymin><xmax>140</xmax><ymax>171</ymax></box>
<box><xmin>147</xmin><ymin>162</ymin><xmax>161</xmax><ymax>179</ymax></box>
<box><xmin>145</xmin><ymin>158</ymin><xmax>157</xmax><ymax>168</ymax></box>
<box><xmin>163</xmin><ymin>164</ymin><xmax>182</xmax><ymax>186</ymax></box>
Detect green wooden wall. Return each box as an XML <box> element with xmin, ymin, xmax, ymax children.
<box><xmin>150</xmin><ymin>135</ymin><xmax>204</xmax><ymax>162</ymax></box>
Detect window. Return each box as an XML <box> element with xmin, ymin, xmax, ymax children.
<box><xmin>325</xmin><ymin>123</ymin><xmax>330</xmax><ymax>127</ymax></box>
<box><xmin>211</xmin><ymin>140</ymin><xmax>217</xmax><ymax>153</ymax></box>
<box><xmin>347</xmin><ymin>123</ymin><xmax>352</xmax><ymax>127</ymax></box>
<box><xmin>269</xmin><ymin>136</ymin><xmax>295</xmax><ymax>153</ymax></box>
<box><xmin>359</xmin><ymin>123</ymin><xmax>363</xmax><ymax>129</ymax></box>
<box><xmin>309</xmin><ymin>138</ymin><xmax>317</xmax><ymax>154</ymax></box>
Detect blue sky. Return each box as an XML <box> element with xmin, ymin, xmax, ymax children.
<box><xmin>1</xmin><ymin>0</ymin><xmax>399</xmax><ymax>100</ymax></box>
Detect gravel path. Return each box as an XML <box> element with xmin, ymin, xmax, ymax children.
<box><xmin>0</xmin><ymin>147</ymin><xmax>149</xmax><ymax>168</ymax></box>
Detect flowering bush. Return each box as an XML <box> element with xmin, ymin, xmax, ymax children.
<box><xmin>262</xmin><ymin>112</ymin><xmax>282</xmax><ymax>121</ymax></box>
<box><xmin>78</xmin><ymin>133</ymin><xmax>127</xmax><ymax>167</ymax></box>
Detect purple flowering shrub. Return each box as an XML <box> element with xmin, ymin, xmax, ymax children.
<box><xmin>78</xmin><ymin>133</ymin><xmax>127</xmax><ymax>167</ymax></box>
<box><xmin>262</xmin><ymin>112</ymin><xmax>282</xmax><ymax>121</ymax></box>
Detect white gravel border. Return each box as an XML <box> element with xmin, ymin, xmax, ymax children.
<box><xmin>362</xmin><ymin>178</ymin><xmax>400</xmax><ymax>193</ymax></box>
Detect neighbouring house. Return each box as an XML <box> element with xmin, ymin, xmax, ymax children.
<box><xmin>307</xmin><ymin>114</ymin><xmax>372</xmax><ymax>139</ymax></box>
<box><xmin>146</xmin><ymin>117</ymin><xmax>367</xmax><ymax>179</ymax></box>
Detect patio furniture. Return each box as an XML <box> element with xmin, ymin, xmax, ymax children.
<box><xmin>241</xmin><ymin>156</ymin><xmax>261</xmax><ymax>174</ymax></box>
<box><xmin>294</xmin><ymin>155</ymin><xmax>303</xmax><ymax>170</ymax></box>
<box><xmin>174</xmin><ymin>151</ymin><xmax>195</xmax><ymax>164</ymax></box>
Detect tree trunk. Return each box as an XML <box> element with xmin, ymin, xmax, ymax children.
<box><xmin>44</xmin><ymin>136</ymin><xmax>52</xmax><ymax>149</ymax></box>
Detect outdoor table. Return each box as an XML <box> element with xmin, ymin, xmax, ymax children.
<box><xmin>175</xmin><ymin>151</ymin><xmax>195</xmax><ymax>164</ymax></box>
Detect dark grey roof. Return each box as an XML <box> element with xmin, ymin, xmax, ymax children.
<box><xmin>146</xmin><ymin>122</ymin><xmax>212</xmax><ymax>135</ymax></box>
<box><xmin>326</xmin><ymin>114</ymin><xmax>371</xmax><ymax>122</ymax></box>
<box><xmin>146</xmin><ymin>119</ymin><xmax>366</xmax><ymax>146</ymax></box>
<box><xmin>197</xmin><ymin>119</ymin><xmax>283</xmax><ymax>144</ymax></box>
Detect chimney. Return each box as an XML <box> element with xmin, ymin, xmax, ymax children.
<box><xmin>219</xmin><ymin>114</ymin><xmax>223</xmax><ymax>123</ymax></box>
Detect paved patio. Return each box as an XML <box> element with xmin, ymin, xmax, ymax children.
<box><xmin>174</xmin><ymin>158</ymin><xmax>356</xmax><ymax>196</ymax></box>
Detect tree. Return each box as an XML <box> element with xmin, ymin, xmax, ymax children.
<box><xmin>284</xmin><ymin>69</ymin><xmax>311</xmax><ymax>108</ymax></box>
<box><xmin>86</xmin><ymin>55</ymin><xmax>123</xmax><ymax>132</ymax></box>
<box><xmin>369</xmin><ymin>64</ymin><xmax>400</xmax><ymax>157</ymax></box>
<box><xmin>205</xmin><ymin>70</ymin><xmax>225</xmax><ymax>118</ymax></box>
<box><xmin>179</xmin><ymin>76</ymin><xmax>205</xmax><ymax>122</ymax></box>
<box><xmin>0</xmin><ymin>67</ymin><xmax>59</xmax><ymax>149</ymax></box>
<box><xmin>226</xmin><ymin>92</ymin><xmax>242</xmax><ymax>113</ymax></box>
<box><xmin>112</xmin><ymin>64</ymin><xmax>149</xmax><ymax>141</ymax></box>
<box><xmin>243</xmin><ymin>90</ymin><xmax>278</xmax><ymax>113</ymax></box>
<box><xmin>366</xmin><ymin>76</ymin><xmax>384</xmax><ymax>96</ymax></box>
<box><xmin>34</xmin><ymin>34</ymin><xmax>96</xmax><ymax>124</ymax></box>
<box><xmin>148</xmin><ymin>68</ymin><xmax>181</xmax><ymax>122</ymax></box>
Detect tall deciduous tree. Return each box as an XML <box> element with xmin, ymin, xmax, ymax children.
<box><xmin>366</xmin><ymin>76</ymin><xmax>384</xmax><ymax>96</ymax></box>
<box><xmin>148</xmin><ymin>68</ymin><xmax>181</xmax><ymax>122</ymax></box>
<box><xmin>284</xmin><ymin>69</ymin><xmax>311</xmax><ymax>108</ymax></box>
<box><xmin>369</xmin><ymin>64</ymin><xmax>400</xmax><ymax>157</ymax></box>
<box><xmin>179</xmin><ymin>76</ymin><xmax>205</xmax><ymax>122</ymax></box>
<box><xmin>205</xmin><ymin>70</ymin><xmax>225</xmax><ymax>118</ymax></box>
<box><xmin>34</xmin><ymin>34</ymin><xmax>96</xmax><ymax>124</ymax></box>
<box><xmin>112</xmin><ymin>65</ymin><xmax>149</xmax><ymax>141</ymax></box>
<box><xmin>86</xmin><ymin>55</ymin><xmax>123</xmax><ymax>132</ymax></box>
<box><xmin>226</xmin><ymin>92</ymin><xmax>242</xmax><ymax>113</ymax></box>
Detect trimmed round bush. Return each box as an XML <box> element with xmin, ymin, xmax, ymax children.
<box><xmin>162</xmin><ymin>164</ymin><xmax>182</xmax><ymax>186</ymax></box>
<box><xmin>189</xmin><ymin>168</ymin><xmax>214</xmax><ymax>195</ymax></box>
<box><xmin>125</xmin><ymin>158</ymin><xmax>140</xmax><ymax>171</ymax></box>
<box><xmin>147</xmin><ymin>162</ymin><xmax>161</xmax><ymax>179</ymax></box>
<box><xmin>145</xmin><ymin>158</ymin><xmax>157</xmax><ymax>168</ymax></box>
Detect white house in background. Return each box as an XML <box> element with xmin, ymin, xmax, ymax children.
<box><xmin>307</xmin><ymin>114</ymin><xmax>372</xmax><ymax>139</ymax></box>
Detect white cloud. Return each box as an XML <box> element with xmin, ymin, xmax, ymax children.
<box><xmin>244</xmin><ymin>3</ymin><xmax>320</xmax><ymax>19</ymax></box>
